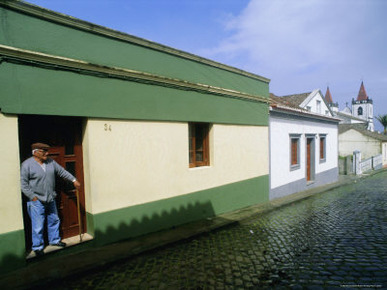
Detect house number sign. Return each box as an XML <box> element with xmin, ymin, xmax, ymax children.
<box><xmin>104</xmin><ymin>124</ymin><xmax>112</xmax><ymax>131</ymax></box>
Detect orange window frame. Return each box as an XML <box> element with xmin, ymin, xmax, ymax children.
<box><xmin>189</xmin><ymin>123</ymin><xmax>210</xmax><ymax>168</ymax></box>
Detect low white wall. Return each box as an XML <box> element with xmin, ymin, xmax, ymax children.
<box><xmin>339</xmin><ymin>129</ymin><xmax>381</xmax><ymax>159</ymax></box>
<box><xmin>270</xmin><ymin>116</ymin><xmax>338</xmax><ymax>190</ymax></box>
<box><xmin>83</xmin><ymin>119</ymin><xmax>269</xmax><ymax>215</ymax></box>
<box><xmin>0</xmin><ymin>113</ymin><xmax>23</xmax><ymax>234</ymax></box>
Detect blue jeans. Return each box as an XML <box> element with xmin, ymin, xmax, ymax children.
<box><xmin>27</xmin><ymin>200</ymin><xmax>61</xmax><ymax>251</ymax></box>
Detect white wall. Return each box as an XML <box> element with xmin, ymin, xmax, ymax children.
<box><xmin>0</xmin><ymin>113</ymin><xmax>24</xmax><ymax>234</ymax></box>
<box><xmin>270</xmin><ymin>115</ymin><xmax>338</xmax><ymax>189</ymax></box>
<box><xmin>339</xmin><ymin>129</ymin><xmax>382</xmax><ymax>159</ymax></box>
<box><xmin>82</xmin><ymin>119</ymin><xmax>269</xmax><ymax>215</ymax></box>
<box><xmin>302</xmin><ymin>91</ymin><xmax>332</xmax><ymax>116</ymax></box>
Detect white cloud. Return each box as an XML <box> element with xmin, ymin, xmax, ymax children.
<box><xmin>204</xmin><ymin>0</ymin><xmax>387</xmax><ymax>97</ymax></box>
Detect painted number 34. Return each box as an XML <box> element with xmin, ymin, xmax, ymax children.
<box><xmin>104</xmin><ymin>124</ymin><xmax>112</xmax><ymax>131</ymax></box>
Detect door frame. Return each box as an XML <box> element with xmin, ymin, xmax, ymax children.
<box><xmin>305</xmin><ymin>135</ymin><xmax>315</xmax><ymax>182</ymax></box>
<box><xmin>18</xmin><ymin>114</ymin><xmax>87</xmax><ymax>250</ymax></box>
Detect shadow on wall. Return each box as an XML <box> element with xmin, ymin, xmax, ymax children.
<box><xmin>0</xmin><ymin>230</ymin><xmax>26</xmax><ymax>275</ymax></box>
<box><xmin>91</xmin><ymin>199</ymin><xmax>217</xmax><ymax>247</ymax></box>
<box><xmin>0</xmin><ymin>200</ymin><xmax>216</xmax><ymax>282</ymax></box>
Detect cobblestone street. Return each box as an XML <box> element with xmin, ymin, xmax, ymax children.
<box><xmin>41</xmin><ymin>171</ymin><xmax>387</xmax><ymax>289</ymax></box>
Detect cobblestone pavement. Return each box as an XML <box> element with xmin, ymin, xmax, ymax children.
<box><xmin>41</xmin><ymin>172</ymin><xmax>387</xmax><ymax>289</ymax></box>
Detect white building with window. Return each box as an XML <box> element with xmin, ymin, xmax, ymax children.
<box><xmin>269</xmin><ymin>91</ymin><xmax>340</xmax><ymax>200</ymax></box>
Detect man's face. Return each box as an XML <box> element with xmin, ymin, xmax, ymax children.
<box><xmin>34</xmin><ymin>149</ymin><xmax>49</xmax><ymax>162</ymax></box>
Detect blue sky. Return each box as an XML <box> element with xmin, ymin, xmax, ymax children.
<box><xmin>26</xmin><ymin>0</ymin><xmax>387</xmax><ymax>132</ymax></box>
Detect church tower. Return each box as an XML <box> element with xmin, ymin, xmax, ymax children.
<box><xmin>324</xmin><ymin>86</ymin><xmax>338</xmax><ymax>113</ymax></box>
<box><xmin>352</xmin><ymin>81</ymin><xmax>374</xmax><ymax>131</ymax></box>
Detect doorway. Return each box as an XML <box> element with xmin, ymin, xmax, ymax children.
<box><xmin>306</xmin><ymin>137</ymin><xmax>315</xmax><ymax>182</ymax></box>
<box><xmin>19</xmin><ymin>115</ymin><xmax>86</xmax><ymax>250</ymax></box>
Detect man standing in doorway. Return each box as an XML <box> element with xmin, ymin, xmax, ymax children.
<box><xmin>21</xmin><ymin>143</ymin><xmax>81</xmax><ymax>257</ymax></box>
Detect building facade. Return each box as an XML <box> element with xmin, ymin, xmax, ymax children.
<box><xmin>270</xmin><ymin>91</ymin><xmax>339</xmax><ymax>200</ymax></box>
<box><xmin>0</xmin><ymin>1</ymin><xmax>270</xmax><ymax>273</ymax></box>
<box><xmin>339</xmin><ymin>124</ymin><xmax>387</xmax><ymax>163</ymax></box>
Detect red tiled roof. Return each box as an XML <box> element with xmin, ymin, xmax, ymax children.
<box><xmin>325</xmin><ymin>86</ymin><xmax>333</xmax><ymax>103</ymax></box>
<box><xmin>357</xmin><ymin>81</ymin><xmax>368</xmax><ymax>101</ymax></box>
<box><xmin>278</xmin><ymin>92</ymin><xmax>311</xmax><ymax>107</ymax></box>
<box><xmin>269</xmin><ymin>93</ymin><xmax>306</xmax><ymax>110</ymax></box>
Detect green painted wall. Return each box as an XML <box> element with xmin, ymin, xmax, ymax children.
<box><xmin>0</xmin><ymin>7</ymin><xmax>269</xmax><ymax>97</ymax></box>
<box><xmin>0</xmin><ymin>230</ymin><xmax>26</xmax><ymax>273</ymax></box>
<box><xmin>90</xmin><ymin>175</ymin><xmax>269</xmax><ymax>246</ymax></box>
<box><xmin>0</xmin><ymin>63</ymin><xmax>269</xmax><ymax>126</ymax></box>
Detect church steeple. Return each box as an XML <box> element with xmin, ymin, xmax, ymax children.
<box><xmin>325</xmin><ymin>86</ymin><xmax>338</xmax><ymax>113</ymax></box>
<box><xmin>325</xmin><ymin>86</ymin><xmax>333</xmax><ymax>103</ymax></box>
<box><xmin>352</xmin><ymin>81</ymin><xmax>374</xmax><ymax>131</ymax></box>
<box><xmin>357</xmin><ymin>81</ymin><xmax>368</xmax><ymax>101</ymax></box>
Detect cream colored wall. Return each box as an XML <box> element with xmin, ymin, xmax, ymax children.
<box><xmin>82</xmin><ymin>119</ymin><xmax>268</xmax><ymax>214</ymax></box>
<box><xmin>0</xmin><ymin>113</ymin><xmax>23</xmax><ymax>234</ymax></box>
<box><xmin>339</xmin><ymin>129</ymin><xmax>381</xmax><ymax>159</ymax></box>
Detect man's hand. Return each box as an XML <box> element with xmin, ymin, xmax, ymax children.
<box><xmin>73</xmin><ymin>180</ymin><xmax>81</xmax><ymax>189</ymax></box>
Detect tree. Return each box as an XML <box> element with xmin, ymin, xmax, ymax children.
<box><xmin>376</xmin><ymin>114</ymin><xmax>387</xmax><ymax>134</ymax></box>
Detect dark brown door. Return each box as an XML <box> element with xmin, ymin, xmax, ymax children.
<box><xmin>19</xmin><ymin>115</ymin><xmax>86</xmax><ymax>244</ymax></box>
<box><xmin>48</xmin><ymin>143</ymin><xmax>85</xmax><ymax>239</ymax></box>
<box><xmin>306</xmin><ymin>138</ymin><xmax>312</xmax><ymax>181</ymax></box>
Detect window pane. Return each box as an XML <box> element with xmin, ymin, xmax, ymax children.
<box><xmin>320</xmin><ymin>137</ymin><xmax>325</xmax><ymax>159</ymax></box>
<box><xmin>189</xmin><ymin>124</ymin><xmax>194</xmax><ymax>164</ymax></box>
<box><xmin>291</xmin><ymin>139</ymin><xmax>298</xmax><ymax>165</ymax></box>
<box><xmin>189</xmin><ymin>123</ymin><xmax>209</xmax><ymax>167</ymax></box>
<box><xmin>195</xmin><ymin>125</ymin><xmax>204</xmax><ymax>150</ymax></box>
<box><xmin>65</xmin><ymin>161</ymin><xmax>76</xmax><ymax>191</ymax></box>
<box><xmin>66</xmin><ymin>161</ymin><xmax>76</xmax><ymax>176</ymax></box>
<box><xmin>65</xmin><ymin>134</ymin><xmax>75</xmax><ymax>155</ymax></box>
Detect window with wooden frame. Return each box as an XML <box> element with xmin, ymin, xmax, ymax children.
<box><xmin>189</xmin><ymin>123</ymin><xmax>210</xmax><ymax>168</ymax></box>
<box><xmin>290</xmin><ymin>134</ymin><xmax>301</xmax><ymax>170</ymax></box>
<box><xmin>319</xmin><ymin>134</ymin><xmax>326</xmax><ymax>162</ymax></box>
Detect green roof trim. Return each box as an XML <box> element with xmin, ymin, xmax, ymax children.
<box><xmin>0</xmin><ymin>45</ymin><xmax>269</xmax><ymax>104</ymax></box>
<box><xmin>0</xmin><ymin>61</ymin><xmax>269</xmax><ymax>126</ymax></box>
<box><xmin>0</xmin><ymin>1</ymin><xmax>270</xmax><ymax>126</ymax></box>
<box><xmin>0</xmin><ymin>1</ymin><xmax>269</xmax><ymax>95</ymax></box>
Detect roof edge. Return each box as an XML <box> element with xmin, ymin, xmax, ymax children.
<box><xmin>0</xmin><ymin>44</ymin><xmax>270</xmax><ymax>104</ymax></box>
<box><xmin>0</xmin><ymin>0</ymin><xmax>270</xmax><ymax>84</ymax></box>
<box><xmin>270</xmin><ymin>104</ymin><xmax>341</xmax><ymax>123</ymax></box>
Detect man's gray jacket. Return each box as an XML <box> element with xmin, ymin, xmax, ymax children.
<box><xmin>21</xmin><ymin>157</ymin><xmax>76</xmax><ymax>203</ymax></box>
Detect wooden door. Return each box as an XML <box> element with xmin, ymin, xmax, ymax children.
<box><xmin>306</xmin><ymin>138</ymin><xmax>312</xmax><ymax>181</ymax></box>
<box><xmin>48</xmin><ymin>143</ymin><xmax>85</xmax><ymax>239</ymax></box>
<box><xmin>19</xmin><ymin>115</ymin><xmax>86</xmax><ymax>244</ymax></box>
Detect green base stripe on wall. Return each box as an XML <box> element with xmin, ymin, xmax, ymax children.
<box><xmin>91</xmin><ymin>175</ymin><xmax>269</xmax><ymax>246</ymax></box>
<box><xmin>0</xmin><ymin>230</ymin><xmax>26</xmax><ymax>273</ymax></box>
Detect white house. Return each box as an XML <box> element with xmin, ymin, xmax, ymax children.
<box><xmin>269</xmin><ymin>90</ymin><xmax>340</xmax><ymax>200</ymax></box>
<box><xmin>339</xmin><ymin>124</ymin><xmax>387</xmax><ymax>165</ymax></box>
